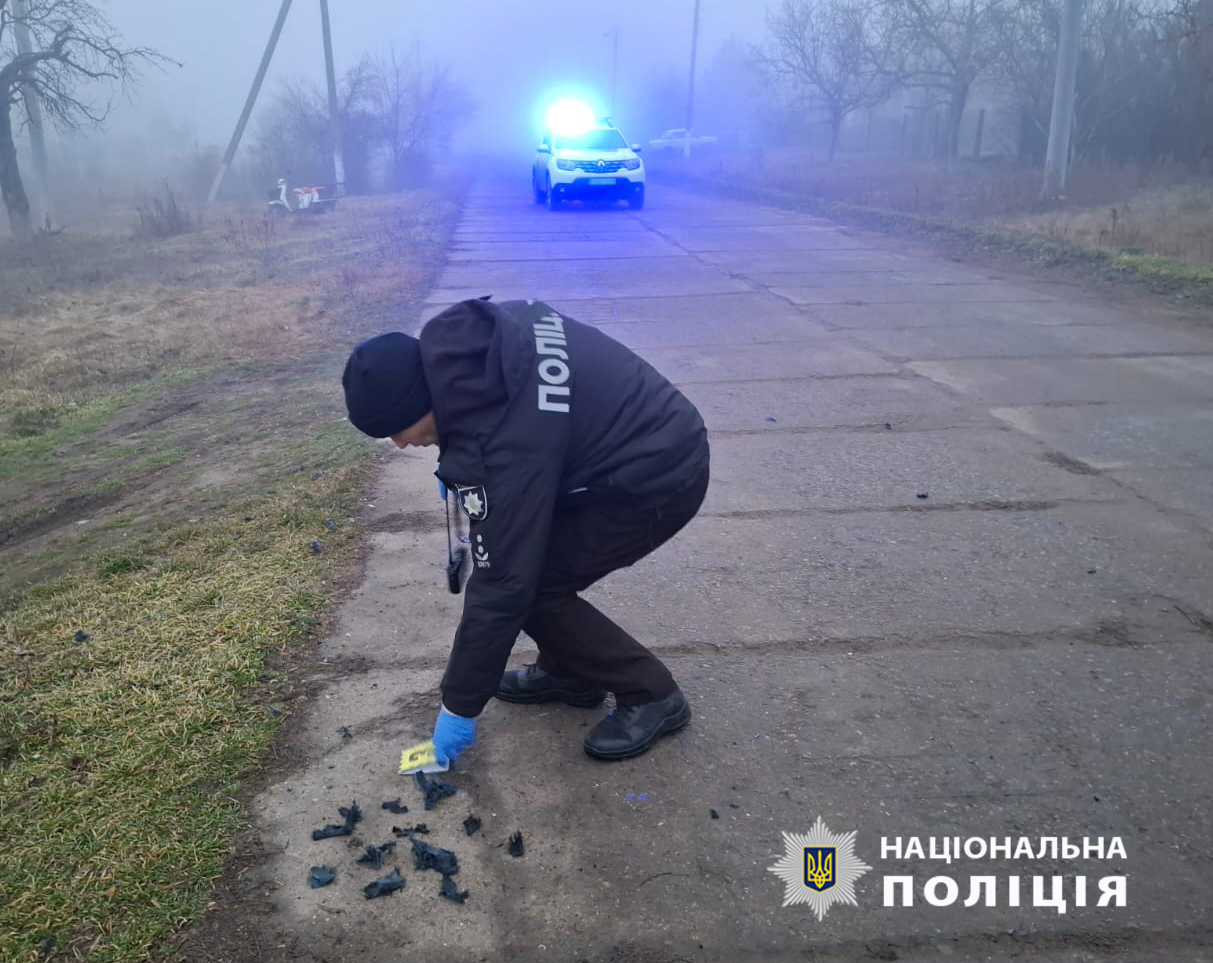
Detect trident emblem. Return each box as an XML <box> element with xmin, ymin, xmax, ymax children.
<box><xmin>803</xmin><ymin>847</ymin><xmax>836</xmax><ymax>891</ymax></box>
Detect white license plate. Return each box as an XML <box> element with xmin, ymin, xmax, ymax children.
<box><xmin>588</xmin><ymin>177</ymin><xmax>616</xmax><ymax>186</ymax></box>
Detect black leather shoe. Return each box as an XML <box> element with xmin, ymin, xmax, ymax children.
<box><xmin>495</xmin><ymin>663</ymin><xmax>607</xmax><ymax>707</ymax></box>
<box><xmin>583</xmin><ymin>688</ymin><xmax>691</xmax><ymax>760</ymax></box>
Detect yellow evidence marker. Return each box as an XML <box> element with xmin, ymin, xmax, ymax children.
<box><xmin>398</xmin><ymin>739</ymin><xmax>450</xmax><ymax>775</ymax></box>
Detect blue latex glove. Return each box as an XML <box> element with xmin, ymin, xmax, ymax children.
<box><xmin>437</xmin><ymin>478</ymin><xmax>448</xmax><ymax>501</ymax></box>
<box><xmin>432</xmin><ymin>704</ymin><xmax>476</xmax><ymax>765</ymax></box>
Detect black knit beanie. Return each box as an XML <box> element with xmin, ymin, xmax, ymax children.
<box><xmin>342</xmin><ymin>332</ymin><xmax>432</xmax><ymax>438</ymax></box>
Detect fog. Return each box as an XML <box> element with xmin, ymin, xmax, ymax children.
<box><xmin>103</xmin><ymin>0</ymin><xmax>765</xmax><ymax>149</ymax></box>
<box><xmin>5</xmin><ymin>0</ymin><xmax>1211</xmax><ymax>231</ymax></box>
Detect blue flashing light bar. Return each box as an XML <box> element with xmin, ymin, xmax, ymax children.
<box><xmin>545</xmin><ymin>97</ymin><xmax>596</xmax><ymax>136</ymax></box>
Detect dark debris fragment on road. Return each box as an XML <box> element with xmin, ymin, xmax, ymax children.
<box><xmin>463</xmin><ymin>814</ymin><xmax>481</xmax><ymax>836</ymax></box>
<box><xmin>415</xmin><ymin>770</ymin><xmax>457</xmax><ymax>810</ymax></box>
<box><xmin>311</xmin><ymin>801</ymin><xmax>363</xmax><ymax>840</ymax></box>
<box><xmin>381</xmin><ymin>798</ymin><xmax>409</xmax><ymax>814</ymax></box>
<box><xmin>362</xmin><ymin>867</ymin><xmax>405</xmax><ymax>899</ymax></box>
<box><xmin>355</xmin><ymin>841</ymin><xmax>398</xmax><ymax>870</ymax></box>
<box><xmin>440</xmin><ymin>874</ymin><xmax>470</xmax><ymax>903</ymax></box>
<box><xmin>308</xmin><ymin>865</ymin><xmax>337</xmax><ymax>888</ymax></box>
<box><xmin>392</xmin><ymin>823</ymin><xmax>430</xmax><ymax>837</ymax></box>
<box><xmin>508</xmin><ymin>832</ymin><xmax>525</xmax><ymax>857</ymax></box>
<box><xmin>412</xmin><ymin>837</ymin><xmax>459</xmax><ymax>876</ymax></box>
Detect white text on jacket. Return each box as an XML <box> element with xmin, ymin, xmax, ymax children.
<box><xmin>534</xmin><ymin>313</ymin><xmax>571</xmax><ymax>413</ymax></box>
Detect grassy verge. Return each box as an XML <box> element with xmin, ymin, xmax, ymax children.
<box><xmin>0</xmin><ymin>180</ymin><xmax>465</xmax><ymax>961</ymax></box>
<box><xmin>0</xmin><ymin>370</ymin><xmax>205</xmax><ymax>487</ymax></box>
<box><xmin>654</xmin><ymin>158</ymin><xmax>1213</xmax><ymax>306</ymax></box>
<box><xmin>1</xmin><ymin>462</ymin><xmax>366</xmax><ymax>962</ymax></box>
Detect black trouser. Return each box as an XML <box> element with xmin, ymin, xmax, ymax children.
<box><xmin>520</xmin><ymin>465</ymin><xmax>710</xmax><ymax>706</ymax></box>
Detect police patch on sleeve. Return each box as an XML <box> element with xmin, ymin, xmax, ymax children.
<box><xmin>456</xmin><ymin>485</ymin><xmax>488</xmax><ymax>521</ymax></box>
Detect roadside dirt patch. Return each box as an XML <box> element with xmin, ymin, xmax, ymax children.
<box><xmin>0</xmin><ymin>365</ymin><xmax>344</xmax><ymax>597</ymax></box>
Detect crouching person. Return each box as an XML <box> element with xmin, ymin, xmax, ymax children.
<box><xmin>342</xmin><ymin>297</ymin><xmax>709</xmax><ymax>764</ymax></box>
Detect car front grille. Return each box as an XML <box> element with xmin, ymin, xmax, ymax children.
<box><xmin>573</xmin><ymin>160</ymin><xmax>625</xmax><ymax>173</ymax></box>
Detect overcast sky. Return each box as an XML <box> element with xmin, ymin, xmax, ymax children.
<box><xmin>101</xmin><ymin>0</ymin><xmax>769</xmax><ymax>148</ymax></box>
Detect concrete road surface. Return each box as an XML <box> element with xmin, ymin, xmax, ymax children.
<box><xmin>187</xmin><ymin>182</ymin><xmax>1213</xmax><ymax>963</ymax></box>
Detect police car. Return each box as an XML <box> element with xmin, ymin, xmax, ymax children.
<box><xmin>531</xmin><ymin>99</ymin><xmax>645</xmax><ymax>210</ymax></box>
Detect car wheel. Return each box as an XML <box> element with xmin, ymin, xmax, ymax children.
<box><xmin>628</xmin><ymin>186</ymin><xmax>645</xmax><ymax>210</ymax></box>
<box><xmin>533</xmin><ymin>174</ymin><xmax>546</xmax><ymax>204</ymax></box>
<box><xmin>546</xmin><ymin>177</ymin><xmax>561</xmax><ymax>210</ymax></box>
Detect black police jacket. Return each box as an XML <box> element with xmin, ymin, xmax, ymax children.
<box><xmin>419</xmin><ymin>298</ymin><xmax>709</xmax><ymax>717</ymax></box>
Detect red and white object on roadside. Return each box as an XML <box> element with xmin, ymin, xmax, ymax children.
<box><xmin>267</xmin><ymin>178</ymin><xmax>338</xmax><ymax>214</ymax></box>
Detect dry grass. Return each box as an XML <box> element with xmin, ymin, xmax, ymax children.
<box><xmin>133</xmin><ymin>185</ymin><xmax>198</xmax><ymax>239</ymax></box>
<box><xmin>999</xmin><ymin>183</ymin><xmax>1213</xmax><ymax>263</ymax></box>
<box><xmin>0</xmin><ymin>463</ymin><xmax>367</xmax><ymax>963</ymax></box>
<box><xmin>0</xmin><ymin>197</ymin><xmax>437</xmax><ymax>416</ymax></box>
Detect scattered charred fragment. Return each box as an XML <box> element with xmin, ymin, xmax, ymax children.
<box><xmin>381</xmin><ymin>798</ymin><xmax>409</xmax><ymax>814</ymax></box>
<box><xmin>392</xmin><ymin>823</ymin><xmax>430</xmax><ymax>838</ymax></box>
<box><xmin>462</xmin><ymin>814</ymin><xmax>481</xmax><ymax>836</ymax></box>
<box><xmin>311</xmin><ymin>801</ymin><xmax>363</xmax><ymax>840</ymax></box>
<box><xmin>307</xmin><ymin>866</ymin><xmax>336</xmax><ymax>888</ymax></box>
<box><xmin>508</xmin><ymin>831</ymin><xmax>525</xmax><ymax>857</ymax></box>
<box><xmin>440</xmin><ymin>874</ymin><xmax>470</xmax><ymax>903</ymax></box>
<box><xmin>411</xmin><ymin>837</ymin><xmax>459</xmax><ymax>876</ymax></box>
<box><xmin>362</xmin><ymin>867</ymin><xmax>405</xmax><ymax>899</ymax></box>
<box><xmin>355</xmin><ymin>841</ymin><xmax>398</xmax><ymax>870</ymax></box>
<box><xmin>414</xmin><ymin>771</ymin><xmax>457</xmax><ymax>810</ymax></box>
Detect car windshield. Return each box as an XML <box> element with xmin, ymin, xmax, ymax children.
<box><xmin>554</xmin><ymin>128</ymin><xmax>627</xmax><ymax>150</ymax></box>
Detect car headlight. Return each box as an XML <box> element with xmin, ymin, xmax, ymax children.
<box><xmin>556</xmin><ymin>159</ymin><xmax>578</xmax><ymax>171</ymax></box>
<box><xmin>623</xmin><ymin>158</ymin><xmax>641</xmax><ymax>170</ymax></box>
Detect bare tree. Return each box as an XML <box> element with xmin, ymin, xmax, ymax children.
<box><xmin>0</xmin><ymin>0</ymin><xmax>164</xmax><ymax>240</ymax></box>
<box><xmin>1153</xmin><ymin>0</ymin><xmax>1213</xmax><ymax>40</ymax></box>
<box><xmin>1147</xmin><ymin>0</ymin><xmax>1213</xmax><ymax>164</ymax></box>
<box><xmin>253</xmin><ymin>60</ymin><xmax>376</xmax><ymax>194</ymax></box>
<box><xmin>991</xmin><ymin>0</ymin><xmax>1060</xmax><ymax>160</ymax></box>
<box><xmin>757</xmin><ymin>0</ymin><xmax>899</xmax><ymax>160</ymax></box>
<box><xmin>882</xmin><ymin>0</ymin><xmax>1007</xmax><ymax>159</ymax></box>
<box><xmin>1071</xmin><ymin>0</ymin><xmax>1152</xmax><ymax>158</ymax></box>
<box><xmin>366</xmin><ymin>46</ymin><xmax>475</xmax><ymax>190</ymax></box>
<box><xmin>994</xmin><ymin>0</ymin><xmax>1213</xmax><ymax>167</ymax></box>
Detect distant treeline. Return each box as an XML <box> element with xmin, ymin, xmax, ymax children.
<box><xmin>683</xmin><ymin>0</ymin><xmax>1213</xmax><ymax>166</ymax></box>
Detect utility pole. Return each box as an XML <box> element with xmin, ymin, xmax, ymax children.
<box><xmin>11</xmin><ymin>0</ymin><xmax>53</xmax><ymax>229</ymax></box>
<box><xmin>319</xmin><ymin>0</ymin><xmax>346</xmax><ymax>195</ymax></box>
<box><xmin>207</xmin><ymin>0</ymin><xmax>294</xmax><ymax>204</ymax></box>
<box><xmin>684</xmin><ymin>0</ymin><xmax>701</xmax><ymax>158</ymax></box>
<box><xmin>1041</xmin><ymin>0</ymin><xmax>1084</xmax><ymax>199</ymax></box>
